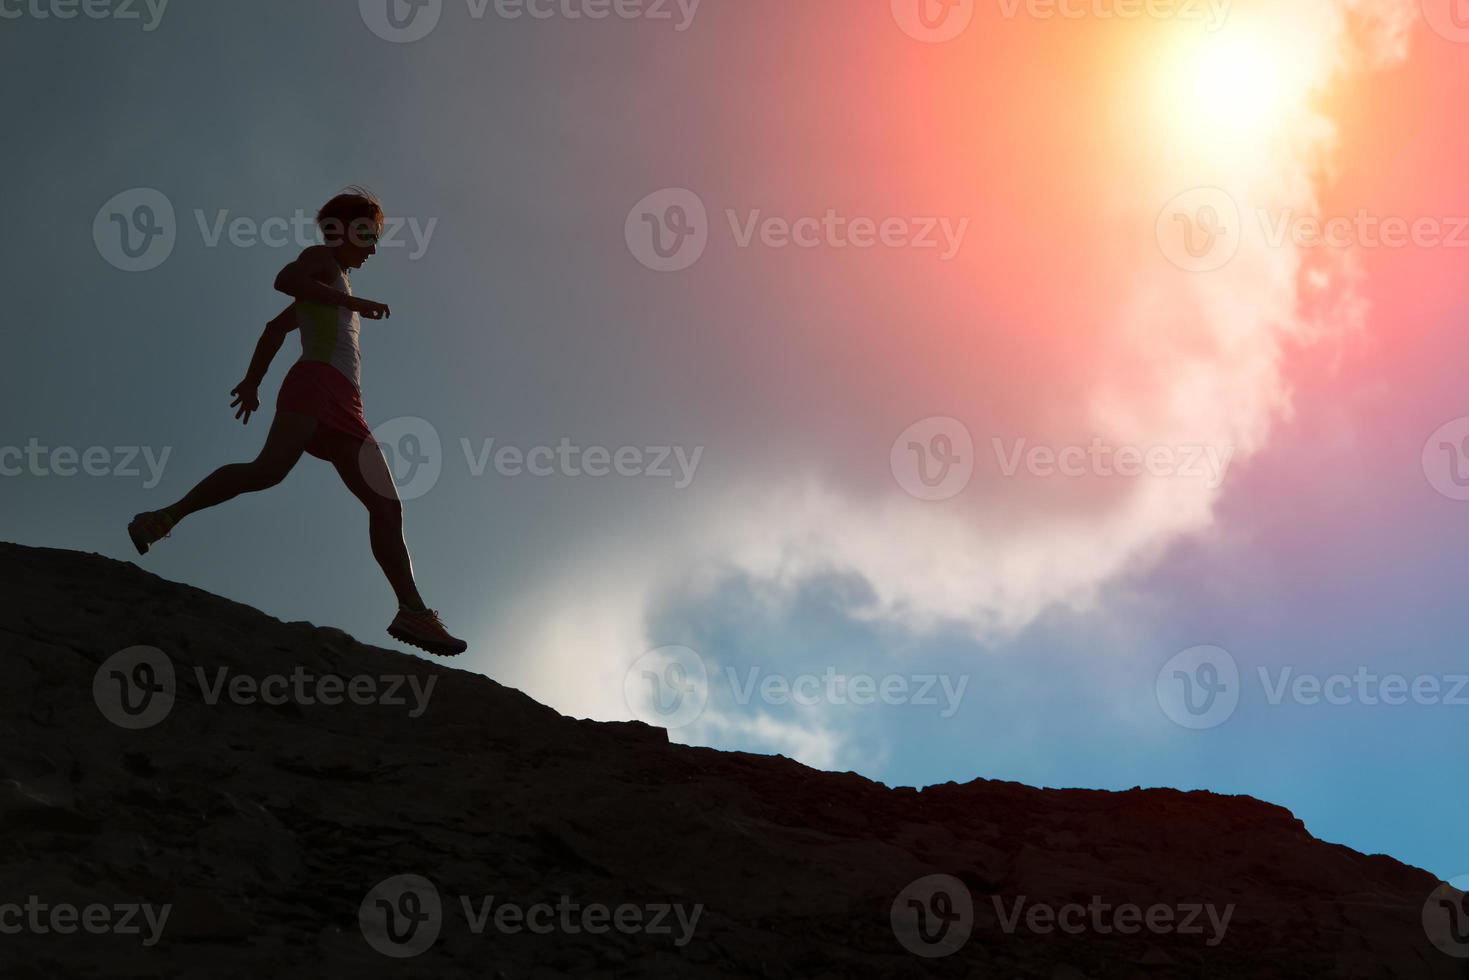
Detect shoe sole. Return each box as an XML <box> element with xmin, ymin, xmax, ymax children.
<box><xmin>387</xmin><ymin>625</ymin><xmax>467</xmax><ymax>658</ymax></box>
<box><xmin>128</xmin><ymin>523</ymin><xmax>150</xmax><ymax>556</ymax></box>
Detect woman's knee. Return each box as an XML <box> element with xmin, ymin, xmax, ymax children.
<box><xmin>368</xmin><ymin>494</ymin><xmax>404</xmax><ymax>524</ymax></box>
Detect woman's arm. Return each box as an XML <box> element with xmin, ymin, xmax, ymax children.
<box><xmin>243</xmin><ymin>304</ymin><xmax>295</xmax><ymax>387</ymax></box>
<box><xmin>229</xmin><ymin>305</ymin><xmax>296</xmax><ymax>425</ymax></box>
<box><xmin>274</xmin><ymin>245</ymin><xmax>391</xmax><ymax>319</ymax></box>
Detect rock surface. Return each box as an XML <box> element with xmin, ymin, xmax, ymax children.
<box><xmin>0</xmin><ymin>542</ymin><xmax>1462</xmax><ymax>978</ymax></box>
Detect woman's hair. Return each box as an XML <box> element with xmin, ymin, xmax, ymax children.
<box><xmin>317</xmin><ymin>186</ymin><xmax>385</xmax><ymax>248</ymax></box>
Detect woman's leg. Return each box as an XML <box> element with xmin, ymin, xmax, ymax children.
<box><xmin>324</xmin><ymin>431</ymin><xmax>427</xmax><ymax>611</ymax></box>
<box><xmin>164</xmin><ymin>410</ymin><xmax>318</xmax><ymax>525</ymax></box>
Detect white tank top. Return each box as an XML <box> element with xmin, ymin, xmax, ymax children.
<box><xmin>294</xmin><ymin>262</ymin><xmax>362</xmax><ymax>390</ymax></box>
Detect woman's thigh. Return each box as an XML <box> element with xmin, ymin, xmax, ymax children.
<box><xmin>256</xmin><ymin>409</ymin><xmax>318</xmax><ymax>474</ymax></box>
<box><xmin>323</xmin><ymin>431</ymin><xmax>401</xmax><ymax>509</ymax></box>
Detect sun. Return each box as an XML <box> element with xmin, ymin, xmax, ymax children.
<box><xmin>1186</xmin><ymin>34</ymin><xmax>1295</xmax><ymax>134</ymax></box>
<box><xmin>1155</xmin><ymin>23</ymin><xmax>1322</xmax><ymax>156</ymax></box>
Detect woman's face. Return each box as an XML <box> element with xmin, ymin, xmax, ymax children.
<box><xmin>337</xmin><ymin>217</ymin><xmax>382</xmax><ymax>269</ymax></box>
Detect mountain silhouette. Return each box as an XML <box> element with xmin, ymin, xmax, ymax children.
<box><xmin>1</xmin><ymin>542</ymin><xmax>1461</xmax><ymax>978</ymax></box>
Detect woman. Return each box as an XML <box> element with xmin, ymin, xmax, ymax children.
<box><xmin>127</xmin><ymin>188</ymin><xmax>467</xmax><ymax>657</ymax></box>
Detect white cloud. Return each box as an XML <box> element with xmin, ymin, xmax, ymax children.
<box><xmin>478</xmin><ymin>0</ymin><xmax>1417</xmax><ymax>773</ymax></box>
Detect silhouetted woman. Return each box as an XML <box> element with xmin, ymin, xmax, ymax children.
<box><xmin>128</xmin><ymin>188</ymin><xmax>467</xmax><ymax>656</ymax></box>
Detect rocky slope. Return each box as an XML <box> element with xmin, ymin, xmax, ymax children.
<box><xmin>0</xmin><ymin>542</ymin><xmax>1463</xmax><ymax>978</ymax></box>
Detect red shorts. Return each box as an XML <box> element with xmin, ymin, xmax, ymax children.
<box><xmin>276</xmin><ymin>361</ymin><xmax>375</xmax><ymax>461</ymax></box>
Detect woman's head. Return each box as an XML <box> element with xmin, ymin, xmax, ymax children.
<box><xmin>317</xmin><ymin>187</ymin><xmax>384</xmax><ymax>269</ymax></box>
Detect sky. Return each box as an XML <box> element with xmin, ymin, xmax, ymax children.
<box><xmin>1</xmin><ymin>0</ymin><xmax>1467</xmax><ymax>884</ymax></box>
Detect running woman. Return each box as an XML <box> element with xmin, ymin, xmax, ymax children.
<box><xmin>128</xmin><ymin>188</ymin><xmax>468</xmax><ymax>656</ymax></box>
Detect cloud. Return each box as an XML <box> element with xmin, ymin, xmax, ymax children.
<box><xmin>481</xmin><ymin>0</ymin><xmax>1417</xmax><ymax>772</ymax></box>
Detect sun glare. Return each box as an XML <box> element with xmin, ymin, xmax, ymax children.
<box><xmin>1157</xmin><ymin>24</ymin><xmax>1321</xmax><ymax>156</ymax></box>
<box><xmin>1188</xmin><ymin>35</ymin><xmax>1291</xmax><ymax>132</ymax></box>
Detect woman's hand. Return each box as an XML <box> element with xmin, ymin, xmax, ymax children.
<box><xmin>351</xmin><ymin>297</ymin><xmax>391</xmax><ymax>320</ymax></box>
<box><xmin>230</xmin><ymin>382</ymin><xmax>261</xmax><ymax>425</ymax></box>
